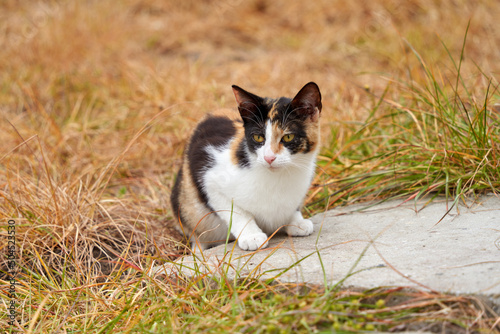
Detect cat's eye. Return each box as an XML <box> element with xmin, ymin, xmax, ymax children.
<box><xmin>253</xmin><ymin>134</ymin><xmax>265</xmax><ymax>143</ymax></box>
<box><xmin>282</xmin><ymin>134</ymin><xmax>295</xmax><ymax>142</ymax></box>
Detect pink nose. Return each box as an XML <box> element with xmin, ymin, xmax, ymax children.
<box><xmin>264</xmin><ymin>155</ymin><xmax>276</xmax><ymax>165</ymax></box>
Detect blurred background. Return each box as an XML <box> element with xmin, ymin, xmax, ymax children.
<box><xmin>1</xmin><ymin>0</ymin><xmax>498</xmax><ymax>161</ymax></box>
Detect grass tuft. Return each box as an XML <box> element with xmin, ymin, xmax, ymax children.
<box><xmin>309</xmin><ymin>27</ymin><xmax>500</xmax><ymax>213</ymax></box>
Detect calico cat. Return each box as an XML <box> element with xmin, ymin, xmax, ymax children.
<box><xmin>170</xmin><ymin>82</ymin><xmax>322</xmax><ymax>253</ymax></box>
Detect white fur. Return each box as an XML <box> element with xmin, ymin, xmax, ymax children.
<box><xmin>202</xmin><ymin>123</ymin><xmax>317</xmax><ymax>251</ymax></box>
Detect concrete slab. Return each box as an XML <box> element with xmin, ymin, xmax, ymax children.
<box><xmin>176</xmin><ymin>195</ymin><xmax>500</xmax><ymax>303</ymax></box>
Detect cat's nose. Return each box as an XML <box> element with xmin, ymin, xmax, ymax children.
<box><xmin>264</xmin><ymin>155</ymin><xmax>276</xmax><ymax>165</ymax></box>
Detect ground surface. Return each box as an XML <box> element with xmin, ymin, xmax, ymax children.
<box><xmin>177</xmin><ymin>195</ymin><xmax>500</xmax><ymax>307</ymax></box>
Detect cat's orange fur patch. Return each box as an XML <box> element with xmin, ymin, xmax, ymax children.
<box><xmin>177</xmin><ymin>158</ymin><xmax>203</xmax><ymax>233</ymax></box>
<box><xmin>230</xmin><ymin>124</ymin><xmax>246</xmax><ymax>165</ymax></box>
<box><xmin>268</xmin><ymin>101</ymin><xmax>279</xmax><ymax>120</ymax></box>
<box><xmin>178</xmin><ymin>155</ymin><xmax>225</xmax><ymax>247</ymax></box>
<box><xmin>271</xmin><ymin>121</ymin><xmax>285</xmax><ymax>154</ymax></box>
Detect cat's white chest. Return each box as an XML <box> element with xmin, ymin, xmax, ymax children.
<box><xmin>204</xmin><ymin>145</ymin><xmax>315</xmax><ymax>232</ymax></box>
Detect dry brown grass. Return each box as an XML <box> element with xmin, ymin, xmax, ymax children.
<box><xmin>1</xmin><ymin>0</ymin><xmax>499</xmax><ymax>332</ymax></box>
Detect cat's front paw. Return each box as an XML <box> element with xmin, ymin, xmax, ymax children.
<box><xmin>286</xmin><ymin>219</ymin><xmax>314</xmax><ymax>237</ymax></box>
<box><xmin>238</xmin><ymin>233</ymin><xmax>269</xmax><ymax>251</ymax></box>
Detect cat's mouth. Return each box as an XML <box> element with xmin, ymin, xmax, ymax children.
<box><xmin>266</xmin><ymin>163</ymin><xmax>282</xmax><ymax>171</ymax></box>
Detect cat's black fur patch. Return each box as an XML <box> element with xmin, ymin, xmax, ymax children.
<box><xmin>244</xmin><ymin>124</ymin><xmax>266</xmax><ymax>154</ymax></box>
<box><xmin>235</xmin><ymin>139</ymin><xmax>251</xmax><ymax>168</ymax></box>
<box><xmin>187</xmin><ymin>116</ymin><xmax>236</xmax><ymax>206</ymax></box>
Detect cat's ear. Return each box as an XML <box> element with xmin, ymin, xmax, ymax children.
<box><xmin>290</xmin><ymin>82</ymin><xmax>322</xmax><ymax>122</ymax></box>
<box><xmin>232</xmin><ymin>85</ymin><xmax>263</xmax><ymax>122</ymax></box>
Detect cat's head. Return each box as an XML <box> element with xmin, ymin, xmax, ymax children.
<box><xmin>232</xmin><ymin>82</ymin><xmax>322</xmax><ymax>170</ymax></box>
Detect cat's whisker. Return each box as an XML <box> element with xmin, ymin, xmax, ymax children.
<box><xmin>240</xmin><ymin>106</ymin><xmax>263</xmax><ymax>126</ymax></box>
<box><xmin>282</xmin><ymin>106</ymin><xmax>292</xmax><ymax>127</ymax></box>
